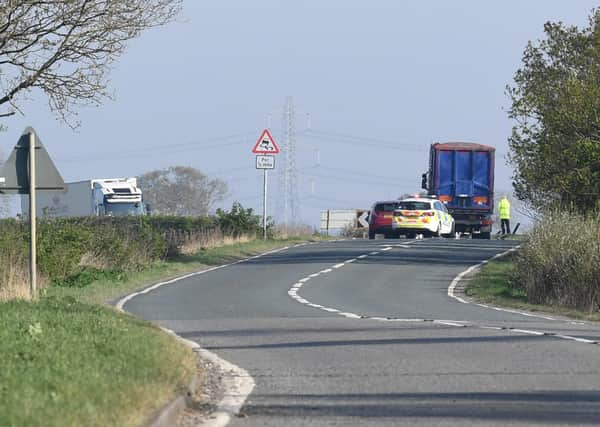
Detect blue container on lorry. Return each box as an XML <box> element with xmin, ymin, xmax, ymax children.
<box><xmin>422</xmin><ymin>142</ymin><xmax>495</xmax><ymax>239</ymax></box>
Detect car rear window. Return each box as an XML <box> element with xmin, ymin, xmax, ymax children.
<box><xmin>374</xmin><ymin>203</ymin><xmax>400</xmax><ymax>212</ymax></box>
<box><xmin>398</xmin><ymin>201</ymin><xmax>431</xmax><ymax>210</ymax></box>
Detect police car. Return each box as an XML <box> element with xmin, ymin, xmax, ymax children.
<box><xmin>391</xmin><ymin>197</ymin><xmax>455</xmax><ymax>238</ymax></box>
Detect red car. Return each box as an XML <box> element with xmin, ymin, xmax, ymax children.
<box><xmin>368</xmin><ymin>200</ymin><xmax>401</xmax><ymax>239</ymax></box>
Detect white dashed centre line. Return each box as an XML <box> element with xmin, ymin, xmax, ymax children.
<box><xmin>284</xmin><ymin>241</ymin><xmax>599</xmax><ymax>348</ymax></box>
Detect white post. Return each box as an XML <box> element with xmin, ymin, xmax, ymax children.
<box><xmin>29</xmin><ymin>131</ymin><xmax>37</xmax><ymax>299</ymax></box>
<box><xmin>263</xmin><ymin>169</ymin><xmax>268</xmax><ymax>240</ymax></box>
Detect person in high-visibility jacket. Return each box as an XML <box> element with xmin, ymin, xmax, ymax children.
<box><xmin>498</xmin><ymin>195</ymin><xmax>511</xmax><ymax>235</ymax></box>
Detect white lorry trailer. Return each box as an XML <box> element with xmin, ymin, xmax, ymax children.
<box><xmin>21</xmin><ymin>178</ymin><xmax>145</xmax><ymax>218</ymax></box>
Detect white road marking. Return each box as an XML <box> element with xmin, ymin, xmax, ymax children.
<box><xmin>447</xmin><ymin>246</ymin><xmax>558</xmax><ymax>322</ymax></box>
<box><xmin>285</xmin><ymin>242</ymin><xmax>599</xmax><ymax>348</ymax></box>
<box><xmin>555</xmin><ymin>335</ymin><xmax>598</xmax><ymax>344</ymax></box>
<box><xmin>435</xmin><ymin>320</ymin><xmax>468</xmax><ymax>327</ymax></box>
<box><xmin>511</xmin><ymin>329</ymin><xmax>546</xmax><ymax>336</ymax></box>
<box><xmin>177</xmin><ymin>334</ymin><xmax>255</xmax><ymax>427</ymax></box>
<box><xmin>340</xmin><ymin>312</ymin><xmax>362</xmax><ymax>318</ymax></box>
<box><xmin>116</xmin><ymin>244</ymin><xmax>302</xmax><ymax>425</ymax></box>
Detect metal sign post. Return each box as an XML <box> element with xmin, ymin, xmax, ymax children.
<box><xmin>263</xmin><ymin>169</ymin><xmax>268</xmax><ymax>240</ymax></box>
<box><xmin>29</xmin><ymin>132</ymin><xmax>37</xmax><ymax>297</ymax></box>
<box><xmin>256</xmin><ymin>156</ymin><xmax>275</xmax><ymax>240</ymax></box>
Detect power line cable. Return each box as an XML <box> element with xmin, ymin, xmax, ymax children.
<box><xmin>303</xmin><ymin>128</ymin><xmax>425</xmax><ymax>151</ymax></box>
<box><xmin>57</xmin><ymin>132</ymin><xmax>256</xmax><ymax>162</ymax></box>
<box><xmin>297</xmin><ymin>171</ymin><xmax>417</xmax><ymax>187</ymax></box>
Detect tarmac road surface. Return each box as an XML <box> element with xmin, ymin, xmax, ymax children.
<box><xmin>126</xmin><ymin>238</ymin><xmax>600</xmax><ymax>426</ymax></box>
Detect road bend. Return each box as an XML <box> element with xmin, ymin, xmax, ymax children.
<box><xmin>125</xmin><ymin>239</ymin><xmax>600</xmax><ymax>426</ymax></box>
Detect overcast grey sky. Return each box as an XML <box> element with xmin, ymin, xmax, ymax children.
<box><xmin>2</xmin><ymin>1</ymin><xmax>598</xmax><ymax>226</ymax></box>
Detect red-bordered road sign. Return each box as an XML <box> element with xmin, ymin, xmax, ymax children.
<box><xmin>252</xmin><ymin>129</ymin><xmax>280</xmax><ymax>154</ymax></box>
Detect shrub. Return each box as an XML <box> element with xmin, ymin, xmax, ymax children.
<box><xmin>513</xmin><ymin>210</ymin><xmax>600</xmax><ymax>311</ymax></box>
<box><xmin>215</xmin><ymin>202</ymin><xmax>265</xmax><ymax>238</ymax></box>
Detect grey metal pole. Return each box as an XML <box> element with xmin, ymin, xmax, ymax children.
<box><xmin>29</xmin><ymin>131</ymin><xmax>37</xmax><ymax>299</ymax></box>
<box><xmin>263</xmin><ymin>169</ymin><xmax>268</xmax><ymax>240</ymax></box>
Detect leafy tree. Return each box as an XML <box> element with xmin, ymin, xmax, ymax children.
<box><xmin>0</xmin><ymin>0</ymin><xmax>181</xmax><ymax>127</ymax></box>
<box><xmin>507</xmin><ymin>10</ymin><xmax>600</xmax><ymax>211</ymax></box>
<box><xmin>138</xmin><ymin>166</ymin><xmax>228</xmax><ymax>216</ymax></box>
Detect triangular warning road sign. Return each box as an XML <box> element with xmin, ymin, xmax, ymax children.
<box><xmin>252</xmin><ymin>129</ymin><xmax>280</xmax><ymax>154</ymax></box>
<box><xmin>0</xmin><ymin>127</ymin><xmax>65</xmax><ymax>194</ymax></box>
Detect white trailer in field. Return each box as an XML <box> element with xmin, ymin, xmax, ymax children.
<box><xmin>21</xmin><ymin>178</ymin><xmax>145</xmax><ymax>218</ymax></box>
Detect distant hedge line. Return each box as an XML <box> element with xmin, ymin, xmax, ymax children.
<box><xmin>0</xmin><ymin>203</ymin><xmax>265</xmax><ymax>288</ymax></box>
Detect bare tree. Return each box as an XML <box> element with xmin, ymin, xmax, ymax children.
<box><xmin>138</xmin><ymin>166</ymin><xmax>228</xmax><ymax>216</ymax></box>
<box><xmin>0</xmin><ymin>0</ymin><xmax>181</xmax><ymax>126</ymax></box>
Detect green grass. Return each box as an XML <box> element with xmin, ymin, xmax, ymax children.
<box><xmin>1</xmin><ymin>236</ymin><xmax>319</xmax><ymax>427</ymax></box>
<box><xmin>46</xmin><ymin>236</ymin><xmax>318</xmax><ymax>305</ymax></box>
<box><xmin>0</xmin><ymin>298</ymin><xmax>195</xmax><ymax>427</ymax></box>
<box><xmin>465</xmin><ymin>256</ymin><xmax>600</xmax><ymax>322</ymax></box>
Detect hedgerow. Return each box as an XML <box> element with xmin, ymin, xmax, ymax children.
<box><xmin>0</xmin><ymin>202</ymin><xmax>266</xmax><ymax>298</ymax></box>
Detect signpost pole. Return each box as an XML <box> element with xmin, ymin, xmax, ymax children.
<box><xmin>263</xmin><ymin>169</ymin><xmax>268</xmax><ymax>240</ymax></box>
<box><xmin>28</xmin><ymin>131</ymin><xmax>37</xmax><ymax>299</ymax></box>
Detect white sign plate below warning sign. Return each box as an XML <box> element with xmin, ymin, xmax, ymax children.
<box><xmin>256</xmin><ymin>155</ymin><xmax>275</xmax><ymax>169</ymax></box>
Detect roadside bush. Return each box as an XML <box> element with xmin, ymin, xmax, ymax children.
<box><xmin>215</xmin><ymin>202</ymin><xmax>265</xmax><ymax>238</ymax></box>
<box><xmin>146</xmin><ymin>215</ymin><xmax>221</xmax><ymax>256</ymax></box>
<box><xmin>513</xmin><ymin>210</ymin><xmax>600</xmax><ymax>311</ymax></box>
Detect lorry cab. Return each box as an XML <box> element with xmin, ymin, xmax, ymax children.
<box><xmin>92</xmin><ymin>178</ymin><xmax>145</xmax><ymax>216</ymax></box>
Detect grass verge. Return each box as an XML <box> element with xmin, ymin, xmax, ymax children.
<box><xmin>46</xmin><ymin>236</ymin><xmax>317</xmax><ymax>304</ymax></box>
<box><xmin>465</xmin><ymin>255</ymin><xmax>600</xmax><ymax>322</ymax></box>
<box><xmin>0</xmin><ymin>298</ymin><xmax>194</xmax><ymax>427</ymax></box>
<box><xmin>0</xmin><ymin>236</ymin><xmax>318</xmax><ymax>426</ymax></box>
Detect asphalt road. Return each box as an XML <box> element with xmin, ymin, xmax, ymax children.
<box><xmin>126</xmin><ymin>238</ymin><xmax>600</xmax><ymax>426</ymax></box>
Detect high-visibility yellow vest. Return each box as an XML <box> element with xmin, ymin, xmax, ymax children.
<box><xmin>498</xmin><ymin>198</ymin><xmax>511</xmax><ymax>219</ymax></box>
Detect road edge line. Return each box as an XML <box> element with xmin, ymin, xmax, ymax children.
<box><xmin>116</xmin><ymin>243</ymin><xmax>307</xmax><ymax>427</ymax></box>
<box><xmin>447</xmin><ymin>245</ymin><xmax>520</xmax><ymax>304</ymax></box>
<box><xmin>445</xmin><ymin>244</ymin><xmax>559</xmax><ymax>321</ymax></box>
<box><xmin>166</xmin><ymin>330</ymin><xmax>255</xmax><ymax>427</ymax></box>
